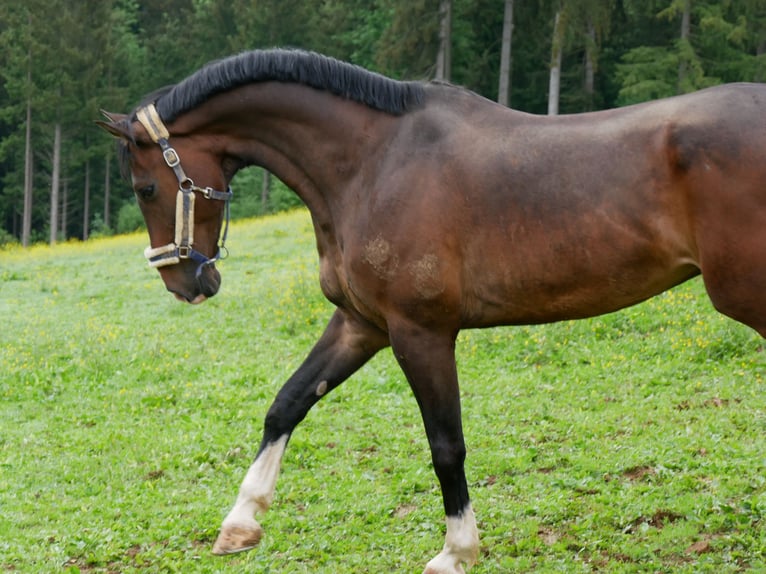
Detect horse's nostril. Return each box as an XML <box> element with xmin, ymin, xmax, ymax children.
<box><xmin>197</xmin><ymin>265</ymin><xmax>222</xmax><ymax>298</ymax></box>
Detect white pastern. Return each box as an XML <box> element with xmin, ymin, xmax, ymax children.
<box><xmin>424</xmin><ymin>505</ymin><xmax>479</xmax><ymax>574</ymax></box>
<box><xmin>221</xmin><ymin>435</ymin><xmax>288</xmax><ymax>528</ymax></box>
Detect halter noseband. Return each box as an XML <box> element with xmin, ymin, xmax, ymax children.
<box><xmin>135</xmin><ymin>104</ymin><xmax>233</xmax><ymax>276</ymax></box>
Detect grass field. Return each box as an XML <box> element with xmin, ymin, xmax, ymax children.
<box><xmin>1</xmin><ymin>208</ymin><xmax>765</xmax><ymax>573</ymax></box>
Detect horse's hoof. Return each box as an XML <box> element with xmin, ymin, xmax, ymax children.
<box><xmin>423</xmin><ymin>564</ymin><xmax>466</xmax><ymax>574</ymax></box>
<box><xmin>423</xmin><ymin>555</ymin><xmax>467</xmax><ymax>574</ymax></box>
<box><xmin>423</xmin><ymin>568</ymin><xmax>465</xmax><ymax>574</ymax></box>
<box><xmin>211</xmin><ymin>522</ymin><xmax>264</xmax><ymax>555</ymax></box>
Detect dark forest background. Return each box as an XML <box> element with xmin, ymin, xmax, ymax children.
<box><xmin>1</xmin><ymin>0</ymin><xmax>765</xmax><ymax>246</ymax></box>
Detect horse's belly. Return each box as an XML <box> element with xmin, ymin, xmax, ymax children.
<box><xmin>460</xmin><ymin>251</ymin><xmax>699</xmax><ymax>328</ymax></box>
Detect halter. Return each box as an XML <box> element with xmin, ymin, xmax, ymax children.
<box><xmin>135</xmin><ymin>104</ymin><xmax>233</xmax><ymax>277</ymax></box>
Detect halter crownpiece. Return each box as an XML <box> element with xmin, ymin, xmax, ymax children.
<box><xmin>135</xmin><ymin>104</ymin><xmax>233</xmax><ymax>274</ymax></box>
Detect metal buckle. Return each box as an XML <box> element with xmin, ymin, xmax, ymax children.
<box><xmin>163</xmin><ymin>147</ymin><xmax>181</xmax><ymax>168</ymax></box>
<box><xmin>177</xmin><ymin>245</ymin><xmax>192</xmax><ymax>258</ymax></box>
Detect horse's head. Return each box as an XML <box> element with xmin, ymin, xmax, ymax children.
<box><xmin>98</xmin><ymin>106</ymin><xmax>232</xmax><ymax>304</ymax></box>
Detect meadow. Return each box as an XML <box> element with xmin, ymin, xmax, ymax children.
<box><xmin>1</xmin><ymin>208</ymin><xmax>765</xmax><ymax>573</ymax></box>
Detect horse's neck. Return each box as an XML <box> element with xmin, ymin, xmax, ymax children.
<box><xmin>208</xmin><ymin>84</ymin><xmax>391</xmax><ymax>207</ymax></box>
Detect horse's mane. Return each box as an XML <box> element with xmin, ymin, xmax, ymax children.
<box><xmin>146</xmin><ymin>49</ymin><xmax>426</xmax><ymax>122</ymax></box>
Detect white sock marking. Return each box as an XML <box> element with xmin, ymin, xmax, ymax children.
<box><xmin>424</xmin><ymin>504</ymin><xmax>479</xmax><ymax>573</ymax></box>
<box><xmin>221</xmin><ymin>435</ymin><xmax>288</xmax><ymax>527</ymax></box>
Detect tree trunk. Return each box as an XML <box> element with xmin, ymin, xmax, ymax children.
<box><xmin>61</xmin><ymin>177</ymin><xmax>68</xmax><ymax>240</ymax></box>
<box><xmin>49</xmin><ymin>122</ymin><xmax>61</xmax><ymax>246</ymax></box>
<box><xmin>678</xmin><ymin>0</ymin><xmax>691</xmax><ymax>92</ymax></box>
<box><xmin>548</xmin><ymin>10</ymin><xmax>564</xmax><ymax>115</ymax></box>
<box><xmin>435</xmin><ymin>0</ymin><xmax>452</xmax><ymax>81</ymax></box>
<box><xmin>83</xmin><ymin>158</ymin><xmax>91</xmax><ymax>240</ymax></box>
<box><xmin>584</xmin><ymin>20</ymin><xmax>596</xmax><ymax>110</ymax></box>
<box><xmin>104</xmin><ymin>154</ymin><xmax>111</xmax><ymax>229</ymax></box>
<box><xmin>498</xmin><ymin>0</ymin><xmax>515</xmax><ymax>106</ymax></box>
<box><xmin>22</xmin><ymin>89</ymin><xmax>33</xmax><ymax>247</ymax></box>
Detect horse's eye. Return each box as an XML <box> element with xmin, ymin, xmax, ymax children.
<box><xmin>136</xmin><ymin>184</ymin><xmax>156</xmax><ymax>201</ymax></box>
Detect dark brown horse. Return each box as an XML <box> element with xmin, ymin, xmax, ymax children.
<box><xmin>99</xmin><ymin>49</ymin><xmax>766</xmax><ymax>573</ymax></box>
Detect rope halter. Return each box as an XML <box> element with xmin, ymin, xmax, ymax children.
<box><xmin>135</xmin><ymin>104</ymin><xmax>233</xmax><ymax>277</ymax></box>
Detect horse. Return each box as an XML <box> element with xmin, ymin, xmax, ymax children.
<box><xmin>98</xmin><ymin>48</ymin><xmax>766</xmax><ymax>573</ymax></box>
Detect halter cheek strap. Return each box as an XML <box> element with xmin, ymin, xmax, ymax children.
<box><xmin>135</xmin><ymin>104</ymin><xmax>232</xmax><ymax>274</ymax></box>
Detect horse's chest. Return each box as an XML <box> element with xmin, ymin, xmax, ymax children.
<box><xmin>318</xmin><ymin>254</ymin><xmax>347</xmax><ymax>307</ymax></box>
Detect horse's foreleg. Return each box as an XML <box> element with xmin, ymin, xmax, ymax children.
<box><xmin>389</xmin><ymin>322</ymin><xmax>479</xmax><ymax>574</ymax></box>
<box><xmin>211</xmin><ymin>435</ymin><xmax>286</xmax><ymax>554</ymax></box>
<box><xmin>212</xmin><ymin>308</ymin><xmax>388</xmax><ymax>555</ymax></box>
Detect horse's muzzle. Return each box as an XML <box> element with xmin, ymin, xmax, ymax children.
<box><xmin>174</xmin><ymin>292</ymin><xmax>208</xmax><ymax>305</ymax></box>
<box><xmin>167</xmin><ymin>263</ymin><xmax>221</xmax><ymax>304</ymax></box>
<box><xmin>198</xmin><ymin>261</ymin><xmax>222</xmax><ymax>295</ymax></box>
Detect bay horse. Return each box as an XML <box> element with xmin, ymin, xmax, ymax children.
<box><xmin>98</xmin><ymin>49</ymin><xmax>766</xmax><ymax>573</ymax></box>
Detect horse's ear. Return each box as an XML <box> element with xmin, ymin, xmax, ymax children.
<box><xmin>100</xmin><ymin>109</ymin><xmax>122</xmax><ymax>122</ymax></box>
<box><xmin>95</xmin><ymin>111</ymin><xmax>132</xmax><ymax>140</ymax></box>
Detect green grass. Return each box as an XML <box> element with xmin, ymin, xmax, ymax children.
<box><xmin>1</xmin><ymin>208</ymin><xmax>765</xmax><ymax>573</ymax></box>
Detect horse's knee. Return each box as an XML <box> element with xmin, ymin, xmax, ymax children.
<box><xmin>263</xmin><ymin>401</ymin><xmax>299</xmax><ymax>440</ymax></box>
<box><xmin>429</xmin><ymin>437</ymin><xmax>467</xmax><ymax>480</ymax></box>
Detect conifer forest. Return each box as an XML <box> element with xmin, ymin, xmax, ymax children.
<box><xmin>1</xmin><ymin>0</ymin><xmax>765</xmax><ymax>245</ymax></box>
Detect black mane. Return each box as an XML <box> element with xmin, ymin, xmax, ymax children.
<box><xmin>148</xmin><ymin>49</ymin><xmax>426</xmax><ymax>122</ymax></box>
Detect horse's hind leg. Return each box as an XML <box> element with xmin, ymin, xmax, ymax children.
<box><xmin>212</xmin><ymin>308</ymin><xmax>388</xmax><ymax>555</ymax></box>
<box><xmin>697</xmin><ymin>204</ymin><xmax>766</xmax><ymax>339</ymax></box>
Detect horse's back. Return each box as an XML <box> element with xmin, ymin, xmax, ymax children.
<box><xmin>365</xmin><ymin>83</ymin><xmax>766</xmax><ymax>336</ymax></box>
